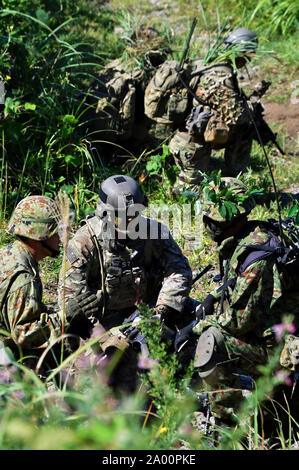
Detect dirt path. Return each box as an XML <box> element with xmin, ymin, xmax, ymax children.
<box><xmin>264</xmin><ymin>101</ymin><xmax>299</xmax><ymax>153</ymax></box>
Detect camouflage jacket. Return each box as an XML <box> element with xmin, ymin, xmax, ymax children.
<box><xmin>0</xmin><ymin>240</ymin><xmax>55</xmax><ymax>350</ymax></box>
<box><xmin>59</xmin><ymin>215</ymin><xmax>192</xmax><ymax>316</ymax></box>
<box><xmin>190</xmin><ymin>60</ymin><xmax>248</xmax><ymax>128</ymax></box>
<box><xmin>193</xmin><ymin>221</ymin><xmax>299</xmax><ymax>342</ymax></box>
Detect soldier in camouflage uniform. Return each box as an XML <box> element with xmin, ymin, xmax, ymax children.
<box><xmin>168</xmin><ymin>28</ymin><xmax>259</xmax><ymax>192</ymax></box>
<box><xmin>59</xmin><ymin>174</ymin><xmax>193</xmax><ymax>393</ymax></box>
<box><xmin>143</xmin><ymin>28</ymin><xmax>260</xmax><ymax>194</ymax></box>
<box><xmin>0</xmin><ymin>196</ymin><xmax>100</xmax><ymax>378</ymax></box>
<box><xmin>175</xmin><ymin>178</ymin><xmax>299</xmax><ymax>423</ymax></box>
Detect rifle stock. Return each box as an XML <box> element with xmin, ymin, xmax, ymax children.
<box><xmin>251</xmin><ymin>102</ymin><xmax>285</xmax><ymax>155</ymax></box>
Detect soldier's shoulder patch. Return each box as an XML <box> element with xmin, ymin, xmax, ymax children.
<box><xmin>66</xmin><ymin>243</ymin><xmax>81</xmax><ymax>265</ymax></box>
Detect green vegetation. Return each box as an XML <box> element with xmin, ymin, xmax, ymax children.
<box><xmin>0</xmin><ymin>0</ymin><xmax>298</xmax><ymax>451</ymax></box>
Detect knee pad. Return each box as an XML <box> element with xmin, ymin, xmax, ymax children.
<box><xmin>194</xmin><ymin>326</ymin><xmax>227</xmax><ymax>378</ymax></box>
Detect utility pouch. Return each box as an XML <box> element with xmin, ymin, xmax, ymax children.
<box><xmin>204</xmin><ymin>114</ymin><xmax>229</xmax><ymax>145</ymax></box>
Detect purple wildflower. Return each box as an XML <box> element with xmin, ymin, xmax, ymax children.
<box><xmin>275</xmin><ymin>370</ymin><xmax>293</xmax><ymax>387</ymax></box>
<box><xmin>273</xmin><ymin>322</ymin><xmax>296</xmax><ymax>341</ymax></box>
<box><xmin>138</xmin><ymin>355</ymin><xmax>159</xmax><ymax>370</ymax></box>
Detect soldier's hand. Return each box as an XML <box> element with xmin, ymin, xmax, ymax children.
<box><xmin>65</xmin><ymin>291</ymin><xmax>102</xmax><ymax>322</ymax></box>
<box><xmin>195</xmin><ymin>294</ymin><xmax>216</xmax><ymax>320</ymax></box>
<box><xmin>174</xmin><ymin>321</ymin><xmax>197</xmax><ymax>353</ymax></box>
<box><xmin>152</xmin><ymin>304</ymin><xmax>180</xmax><ymax>329</ymax></box>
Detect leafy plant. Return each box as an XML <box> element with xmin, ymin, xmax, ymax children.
<box><xmin>199</xmin><ymin>171</ymin><xmax>263</xmax><ymax>220</ymax></box>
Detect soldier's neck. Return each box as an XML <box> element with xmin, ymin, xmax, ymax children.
<box><xmin>17</xmin><ymin>237</ymin><xmax>47</xmax><ymax>262</ymax></box>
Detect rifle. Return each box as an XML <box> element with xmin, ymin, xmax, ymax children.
<box><xmin>243</xmin><ymin>80</ymin><xmax>285</xmax><ymax>156</ymax></box>
<box><xmin>175</xmin><ymin>18</ymin><xmax>211</xmax><ymax>108</ymax></box>
<box><xmin>178</xmin><ymin>17</ymin><xmax>197</xmax><ymax>72</ymax></box>
<box><xmin>120</xmin><ymin>265</ymin><xmax>213</xmax><ymax>355</ymax></box>
<box><xmin>251</xmin><ymin>104</ymin><xmax>285</xmax><ymax>155</ymax></box>
<box><xmin>192</xmin><ymin>264</ymin><xmax>213</xmax><ymax>285</ymax></box>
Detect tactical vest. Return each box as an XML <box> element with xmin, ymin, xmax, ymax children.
<box><xmin>84</xmin><ymin>215</ymin><xmax>166</xmax><ymax>313</ymax></box>
<box><xmin>101</xmin><ymin>238</ymin><xmax>148</xmax><ymax>311</ymax></box>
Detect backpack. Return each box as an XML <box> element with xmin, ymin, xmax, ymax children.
<box><xmin>216</xmin><ymin>218</ymin><xmax>299</xmax><ymax>308</ymax></box>
<box><xmin>144</xmin><ymin>60</ymin><xmax>191</xmax><ymax>126</ymax></box>
<box><xmin>238</xmin><ymin>218</ymin><xmax>299</xmax><ymax>276</ymax></box>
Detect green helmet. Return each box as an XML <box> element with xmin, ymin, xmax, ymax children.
<box><xmin>203</xmin><ymin>177</ymin><xmax>256</xmax><ymax>223</ymax></box>
<box><xmin>8</xmin><ymin>196</ymin><xmax>59</xmax><ymax>241</ymax></box>
<box><xmin>225</xmin><ymin>28</ymin><xmax>258</xmax><ymax>53</ymax></box>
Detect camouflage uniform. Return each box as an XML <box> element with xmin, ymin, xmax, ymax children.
<box><xmin>168</xmin><ymin>60</ymin><xmax>253</xmax><ymax>193</ymax></box>
<box><xmin>0</xmin><ymin>197</ymin><xmax>63</xmax><ymax>372</ymax></box>
<box><xmin>59</xmin><ymin>214</ymin><xmax>192</xmax><ymax>392</ymax></box>
<box><xmin>193</xmin><ymin>221</ymin><xmax>299</xmax><ymax>420</ymax></box>
<box><xmin>183</xmin><ymin>177</ymin><xmax>299</xmax><ymax>421</ymax></box>
<box><xmin>0</xmin><ymin>239</ymin><xmax>52</xmax><ymax>354</ymax></box>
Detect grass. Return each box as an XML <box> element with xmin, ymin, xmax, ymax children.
<box><xmin>0</xmin><ymin>0</ymin><xmax>299</xmax><ymax>452</ymax></box>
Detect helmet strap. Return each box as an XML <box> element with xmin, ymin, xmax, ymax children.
<box><xmin>41</xmin><ymin>239</ymin><xmax>60</xmax><ymax>258</ymax></box>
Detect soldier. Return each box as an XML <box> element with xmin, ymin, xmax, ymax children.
<box><xmin>0</xmin><ymin>196</ymin><xmax>100</xmax><ymax>378</ymax></box>
<box><xmin>144</xmin><ymin>28</ymin><xmax>260</xmax><ymax>193</ymax></box>
<box><xmin>59</xmin><ymin>174</ymin><xmax>193</xmax><ymax>393</ymax></box>
<box><xmin>86</xmin><ymin>25</ymin><xmax>171</xmax><ymax>153</ymax></box>
<box><xmin>175</xmin><ymin>177</ymin><xmax>299</xmax><ymax>424</ymax></box>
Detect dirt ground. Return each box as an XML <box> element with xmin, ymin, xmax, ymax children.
<box><xmin>264</xmin><ymin>101</ymin><xmax>299</xmax><ymax>152</ymax></box>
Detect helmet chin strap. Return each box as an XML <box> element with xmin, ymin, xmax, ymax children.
<box><xmin>41</xmin><ymin>240</ymin><xmax>60</xmax><ymax>258</ymax></box>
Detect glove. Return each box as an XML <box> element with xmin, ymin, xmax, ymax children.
<box><xmin>195</xmin><ymin>294</ymin><xmax>216</xmax><ymax>320</ymax></box>
<box><xmin>174</xmin><ymin>321</ymin><xmax>197</xmax><ymax>353</ymax></box>
<box><xmin>152</xmin><ymin>304</ymin><xmax>180</xmax><ymax>328</ymax></box>
<box><xmin>65</xmin><ymin>291</ymin><xmax>102</xmax><ymax>323</ymax></box>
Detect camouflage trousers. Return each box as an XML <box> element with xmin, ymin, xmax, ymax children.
<box><xmin>169</xmin><ymin>131</ymin><xmax>210</xmax><ymax>194</ymax></box>
<box><xmin>198</xmin><ymin>332</ymin><xmax>268</xmax><ymax>421</ymax></box>
<box><xmin>169</xmin><ymin>125</ymin><xmax>253</xmax><ymax>193</ymax></box>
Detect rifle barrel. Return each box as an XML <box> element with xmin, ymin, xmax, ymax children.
<box><xmin>192</xmin><ymin>264</ymin><xmax>213</xmax><ymax>285</ymax></box>
<box><xmin>178</xmin><ymin>18</ymin><xmax>197</xmax><ymax>71</ymax></box>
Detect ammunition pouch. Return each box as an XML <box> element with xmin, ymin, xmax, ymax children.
<box><xmin>203</xmin><ymin>114</ymin><xmax>229</xmax><ymax>145</ymax></box>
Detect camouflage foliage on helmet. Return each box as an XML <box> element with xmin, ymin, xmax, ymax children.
<box><xmin>8</xmin><ymin>196</ymin><xmax>59</xmax><ymax>241</ymax></box>
<box><xmin>201</xmin><ymin>174</ymin><xmax>258</xmax><ymax>222</ymax></box>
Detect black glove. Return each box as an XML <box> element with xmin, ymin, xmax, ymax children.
<box><xmin>153</xmin><ymin>304</ymin><xmax>180</xmax><ymax>329</ymax></box>
<box><xmin>174</xmin><ymin>321</ymin><xmax>197</xmax><ymax>353</ymax></box>
<box><xmin>65</xmin><ymin>291</ymin><xmax>101</xmax><ymax>323</ymax></box>
<box><xmin>195</xmin><ymin>294</ymin><xmax>216</xmax><ymax>320</ymax></box>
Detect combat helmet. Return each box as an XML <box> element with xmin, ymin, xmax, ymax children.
<box><xmin>224</xmin><ymin>28</ymin><xmax>258</xmax><ymax>53</ymax></box>
<box><xmin>96</xmin><ymin>175</ymin><xmax>147</xmax><ymax>234</ymax></box>
<box><xmin>8</xmin><ymin>196</ymin><xmax>59</xmax><ymax>241</ymax></box>
<box><xmin>202</xmin><ymin>177</ymin><xmax>256</xmax><ymax>241</ymax></box>
<box><xmin>204</xmin><ymin>177</ymin><xmax>256</xmax><ymax>222</ymax></box>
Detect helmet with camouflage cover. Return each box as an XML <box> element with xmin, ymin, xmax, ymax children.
<box><xmin>224</xmin><ymin>28</ymin><xmax>258</xmax><ymax>53</ymax></box>
<box><xmin>202</xmin><ymin>177</ymin><xmax>256</xmax><ymax>241</ymax></box>
<box><xmin>8</xmin><ymin>196</ymin><xmax>59</xmax><ymax>241</ymax></box>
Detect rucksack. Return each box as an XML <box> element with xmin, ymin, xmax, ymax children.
<box><xmin>238</xmin><ymin>218</ymin><xmax>299</xmax><ymax>276</ymax></box>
